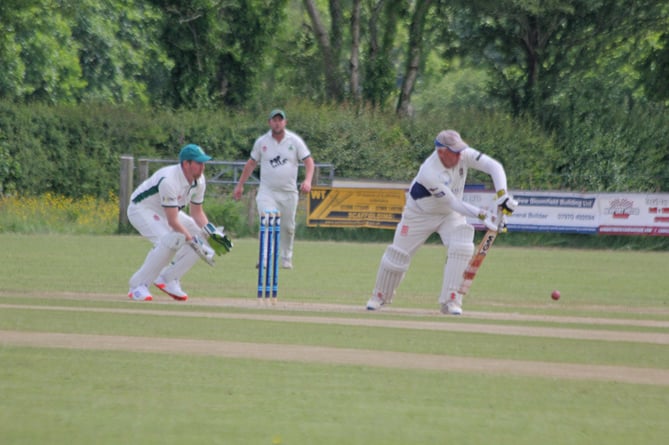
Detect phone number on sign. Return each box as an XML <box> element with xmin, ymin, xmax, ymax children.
<box><xmin>557</xmin><ymin>214</ymin><xmax>595</xmax><ymax>221</ymax></box>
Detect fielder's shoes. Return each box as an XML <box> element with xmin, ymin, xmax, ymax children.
<box><xmin>366</xmin><ymin>295</ymin><xmax>385</xmax><ymax>311</ymax></box>
<box><xmin>440</xmin><ymin>292</ymin><xmax>463</xmax><ymax>315</ymax></box>
<box><xmin>281</xmin><ymin>258</ymin><xmax>293</xmax><ymax>269</ymax></box>
<box><xmin>154</xmin><ymin>277</ymin><xmax>188</xmax><ymax>301</ymax></box>
<box><xmin>128</xmin><ymin>285</ymin><xmax>153</xmax><ymax>302</ymax></box>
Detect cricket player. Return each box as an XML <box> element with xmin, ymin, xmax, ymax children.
<box><xmin>233</xmin><ymin>109</ymin><xmax>314</xmax><ymax>269</ymax></box>
<box><xmin>365</xmin><ymin>130</ymin><xmax>518</xmax><ymax>315</ymax></box>
<box><xmin>127</xmin><ymin>143</ymin><xmax>231</xmax><ymax>302</ymax></box>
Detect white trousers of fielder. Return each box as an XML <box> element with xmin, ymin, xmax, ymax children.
<box><xmin>256</xmin><ymin>187</ymin><xmax>298</xmax><ymax>262</ymax></box>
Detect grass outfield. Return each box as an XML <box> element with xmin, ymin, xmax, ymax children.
<box><xmin>0</xmin><ymin>233</ymin><xmax>668</xmax><ymax>444</ymax></box>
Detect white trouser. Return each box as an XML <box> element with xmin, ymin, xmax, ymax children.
<box><xmin>384</xmin><ymin>200</ymin><xmax>475</xmax><ymax>301</ymax></box>
<box><xmin>391</xmin><ymin>200</ymin><xmax>471</xmax><ymax>256</ymax></box>
<box><xmin>256</xmin><ymin>188</ymin><xmax>298</xmax><ymax>261</ymax></box>
<box><xmin>127</xmin><ymin>204</ymin><xmax>201</xmax><ymax>288</ymax></box>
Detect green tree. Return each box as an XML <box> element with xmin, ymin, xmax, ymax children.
<box><xmin>150</xmin><ymin>0</ymin><xmax>286</xmax><ymax>108</ymax></box>
<box><xmin>638</xmin><ymin>31</ymin><xmax>669</xmax><ymax>103</ymax></box>
<box><xmin>62</xmin><ymin>0</ymin><xmax>173</xmax><ymax>104</ymax></box>
<box><xmin>455</xmin><ymin>0</ymin><xmax>668</xmax><ymax>118</ymax></box>
<box><xmin>299</xmin><ymin>0</ymin><xmax>420</xmax><ymax>110</ymax></box>
<box><xmin>363</xmin><ymin>0</ymin><xmax>404</xmax><ymax>107</ymax></box>
<box><xmin>302</xmin><ymin>0</ymin><xmax>346</xmax><ymax>101</ymax></box>
<box><xmin>396</xmin><ymin>0</ymin><xmax>435</xmax><ymax>116</ymax></box>
<box><xmin>0</xmin><ymin>0</ymin><xmax>85</xmax><ymax>102</ymax></box>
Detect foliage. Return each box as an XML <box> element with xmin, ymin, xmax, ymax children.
<box><xmin>0</xmin><ymin>192</ymin><xmax>118</xmax><ymax>234</ymax></box>
<box><xmin>456</xmin><ymin>0</ymin><xmax>668</xmax><ymax>118</ymax></box>
<box><xmin>291</xmin><ymin>101</ymin><xmax>416</xmax><ymax>181</ymax></box>
<box><xmin>361</xmin><ymin>0</ymin><xmax>404</xmax><ymax>107</ymax></box>
<box><xmin>260</xmin><ymin>15</ymin><xmax>323</xmax><ymax>104</ymax></box>
<box><xmin>1</xmin><ymin>0</ymin><xmax>667</xmax><ymax>127</ymax></box>
<box><xmin>2</xmin><ymin>99</ymin><xmax>667</xmax><ymax>201</ymax></box>
<box><xmin>413</xmin><ymin>65</ymin><xmax>497</xmax><ymax>113</ymax></box>
<box><xmin>0</xmin><ymin>0</ymin><xmax>85</xmax><ymax>102</ymax></box>
<box><xmin>554</xmin><ymin>89</ymin><xmax>669</xmax><ymax>192</ymax></box>
<box><xmin>0</xmin><ymin>143</ymin><xmax>21</xmax><ymax>195</ymax></box>
<box><xmin>638</xmin><ymin>32</ymin><xmax>669</xmax><ymax>102</ymax></box>
<box><xmin>0</xmin><ymin>101</ymin><xmax>165</xmax><ymax>199</ymax></box>
<box><xmin>203</xmin><ymin>195</ymin><xmax>247</xmax><ymax>237</ymax></box>
<box><xmin>150</xmin><ymin>0</ymin><xmax>287</xmax><ymax>108</ymax></box>
<box><xmin>63</xmin><ymin>0</ymin><xmax>173</xmax><ymax>104</ymax></box>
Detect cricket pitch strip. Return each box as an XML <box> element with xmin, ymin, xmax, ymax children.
<box><xmin>1</xmin><ymin>291</ymin><xmax>668</xmax><ymax>386</ymax></box>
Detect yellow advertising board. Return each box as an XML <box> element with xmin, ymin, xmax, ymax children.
<box><xmin>307</xmin><ymin>186</ymin><xmax>406</xmax><ymax>229</ymax></box>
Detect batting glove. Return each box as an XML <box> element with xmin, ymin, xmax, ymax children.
<box><xmin>496</xmin><ymin>190</ymin><xmax>518</xmax><ymax>215</ymax></box>
<box><xmin>478</xmin><ymin>209</ymin><xmax>504</xmax><ymax>232</ymax></box>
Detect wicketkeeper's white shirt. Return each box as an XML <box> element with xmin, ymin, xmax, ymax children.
<box><xmin>130</xmin><ymin>164</ymin><xmax>206</xmax><ymax>213</ymax></box>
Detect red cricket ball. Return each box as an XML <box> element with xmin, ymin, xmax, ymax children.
<box><xmin>551</xmin><ymin>290</ymin><xmax>561</xmax><ymax>301</ymax></box>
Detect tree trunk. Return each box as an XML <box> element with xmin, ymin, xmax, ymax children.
<box><xmin>396</xmin><ymin>0</ymin><xmax>433</xmax><ymax>117</ymax></box>
<box><xmin>349</xmin><ymin>0</ymin><xmax>362</xmax><ymax>99</ymax></box>
<box><xmin>303</xmin><ymin>0</ymin><xmax>344</xmax><ymax>101</ymax></box>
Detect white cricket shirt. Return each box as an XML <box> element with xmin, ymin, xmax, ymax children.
<box><xmin>130</xmin><ymin>164</ymin><xmax>206</xmax><ymax>213</ymax></box>
<box><xmin>408</xmin><ymin>147</ymin><xmax>507</xmax><ymax>217</ymax></box>
<box><xmin>251</xmin><ymin>129</ymin><xmax>311</xmax><ymax>193</ymax></box>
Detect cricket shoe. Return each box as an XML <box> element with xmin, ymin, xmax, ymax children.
<box><xmin>128</xmin><ymin>285</ymin><xmax>153</xmax><ymax>302</ymax></box>
<box><xmin>154</xmin><ymin>277</ymin><xmax>188</xmax><ymax>301</ymax></box>
<box><xmin>440</xmin><ymin>292</ymin><xmax>463</xmax><ymax>315</ymax></box>
<box><xmin>281</xmin><ymin>258</ymin><xmax>293</xmax><ymax>269</ymax></box>
<box><xmin>365</xmin><ymin>295</ymin><xmax>385</xmax><ymax>311</ymax></box>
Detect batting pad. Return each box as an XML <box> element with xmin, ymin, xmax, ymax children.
<box><xmin>129</xmin><ymin>232</ymin><xmax>185</xmax><ymax>288</ymax></box>
<box><xmin>440</xmin><ymin>224</ymin><xmax>474</xmax><ymax>304</ymax></box>
<box><xmin>373</xmin><ymin>245</ymin><xmax>411</xmax><ymax>304</ymax></box>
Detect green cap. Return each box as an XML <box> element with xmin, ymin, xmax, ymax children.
<box><xmin>179</xmin><ymin>144</ymin><xmax>212</xmax><ymax>163</ymax></box>
<box><xmin>269</xmin><ymin>109</ymin><xmax>286</xmax><ymax>120</ymax></box>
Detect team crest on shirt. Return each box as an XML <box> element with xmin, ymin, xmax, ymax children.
<box><xmin>262</xmin><ymin>145</ymin><xmax>267</xmax><ymax>152</ymax></box>
<box><xmin>269</xmin><ymin>155</ymin><xmax>287</xmax><ymax>168</ymax></box>
<box><xmin>400</xmin><ymin>224</ymin><xmax>409</xmax><ymax>236</ymax></box>
<box><xmin>428</xmin><ymin>186</ymin><xmax>445</xmax><ymax>198</ymax></box>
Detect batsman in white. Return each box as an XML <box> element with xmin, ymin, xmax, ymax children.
<box><xmin>127</xmin><ymin>144</ymin><xmax>232</xmax><ymax>302</ymax></box>
<box><xmin>233</xmin><ymin>109</ymin><xmax>314</xmax><ymax>269</ymax></box>
<box><xmin>365</xmin><ymin>130</ymin><xmax>518</xmax><ymax>315</ymax></box>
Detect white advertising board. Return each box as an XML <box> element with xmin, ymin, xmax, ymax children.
<box><xmin>465</xmin><ymin>190</ymin><xmax>669</xmax><ymax>236</ymax></box>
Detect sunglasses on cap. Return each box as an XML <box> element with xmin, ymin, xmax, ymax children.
<box><xmin>434</xmin><ymin>139</ymin><xmax>462</xmax><ymax>154</ymax></box>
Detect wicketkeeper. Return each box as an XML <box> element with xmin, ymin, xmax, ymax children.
<box><xmin>365</xmin><ymin>130</ymin><xmax>517</xmax><ymax>315</ymax></box>
<box><xmin>127</xmin><ymin>144</ymin><xmax>233</xmax><ymax>302</ymax></box>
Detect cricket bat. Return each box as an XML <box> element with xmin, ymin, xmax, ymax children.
<box><xmin>458</xmin><ymin>209</ymin><xmax>504</xmax><ymax>296</ymax></box>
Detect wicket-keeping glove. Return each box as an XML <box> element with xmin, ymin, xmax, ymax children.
<box><xmin>496</xmin><ymin>190</ymin><xmax>518</xmax><ymax>215</ymax></box>
<box><xmin>202</xmin><ymin>223</ymin><xmax>233</xmax><ymax>255</ymax></box>
<box><xmin>189</xmin><ymin>235</ymin><xmax>216</xmax><ymax>266</ymax></box>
